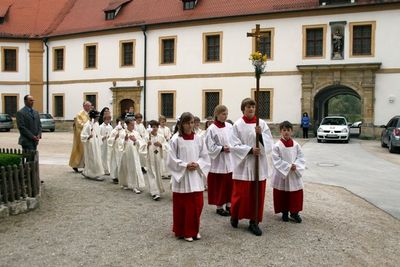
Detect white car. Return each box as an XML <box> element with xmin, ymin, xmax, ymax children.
<box><xmin>317</xmin><ymin>116</ymin><xmax>350</xmax><ymax>143</ymax></box>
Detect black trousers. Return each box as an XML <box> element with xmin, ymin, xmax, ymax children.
<box><xmin>302</xmin><ymin>127</ymin><xmax>309</xmax><ymax>139</ymax></box>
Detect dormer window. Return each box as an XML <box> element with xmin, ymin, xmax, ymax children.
<box><xmin>105</xmin><ymin>11</ymin><xmax>116</xmax><ymax>20</ymax></box>
<box><xmin>0</xmin><ymin>4</ymin><xmax>11</xmax><ymax>24</ymax></box>
<box><xmin>182</xmin><ymin>0</ymin><xmax>198</xmax><ymax>10</ymax></box>
<box><xmin>104</xmin><ymin>0</ymin><xmax>132</xmax><ymax>20</ymax></box>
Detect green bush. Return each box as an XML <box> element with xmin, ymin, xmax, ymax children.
<box><xmin>0</xmin><ymin>153</ymin><xmax>22</xmax><ymax>168</ymax></box>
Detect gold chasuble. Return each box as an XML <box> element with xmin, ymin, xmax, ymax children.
<box><xmin>69</xmin><ymin>110</ymin><xmax>89</xmax><ymax>168</ymax></box>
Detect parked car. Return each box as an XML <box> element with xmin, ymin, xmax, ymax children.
<box><xmin>0</xmin><ymin>113</ymin><xmax>13</xmax><ymax>132</ymax></box>
<box><xmin>317</xmin><ymin>116</ymin><xmax>350</xmax><ymax>143</ymax></box>
<box><xmin>40</xmin><ymin>113</ymin><xmax>55</xmax><ymax>132</ymax></box>
<box><xmin>380</xmin><ymin>115</ymin><xmax>400</xmax><ymax>153</ymax></box>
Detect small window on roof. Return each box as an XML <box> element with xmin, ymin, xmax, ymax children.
<box><xmin>182</xmin><ymin>0</ymin><xmax>198</xmax><ymax>10</ymax></box>
<box><xmin>104</xmin><ymin>0</ymin><xmax>132</xmax><ymax>20</ymax></box>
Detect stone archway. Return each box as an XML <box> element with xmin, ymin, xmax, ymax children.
<box><xmin>313</xmin><ymin>85</ymin><xmax>361</xmax><ymax>131</ymax></box>
<box><xmin>297</xmin><ymin>63</ymin><xmax>381</xmax><ymax>137</ymax></box>
<box><xmin>110</xmin><ymin>86</ymin><xmax>142</xmax><ymax>120</ymax></box>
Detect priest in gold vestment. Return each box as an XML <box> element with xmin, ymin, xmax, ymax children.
<box><xmin>69</xmin><ymin>101</ymin><xmax>92</xmax><ymax>172</ymax></box>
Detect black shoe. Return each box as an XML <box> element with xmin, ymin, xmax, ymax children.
<box><xmin>282</xmin><ymin>212</ymin><xmax>289</xmax><ymax>222</ymax></box>
<box><xmin>290</xmin><ymin>213</ymin><xmax>302</xmax><ymax>223</ymax></box>
<box><xmin>225</xmin><ymin>206</ymin><xmax>231</xmax><ymax>215</ymax></box>
<box><xmin>248</xmin><ymin>221</ymin><xmax>262</xmax><ymax>236</ymax></box>
<box><xmin>141</xmin><ymin>167</ymin><xmax>147</xmax><ymax>174</ymax></box>
<box><xmin>216</xmin><ymin>208</ymin><xmax>230</xmax><ymax>216</ymax></box>
<box><xmin>112</xmin><ymin>178</ymin><xmax>119</xmax><ymax>184</ymax></box>
<box><xmin>73</xmin><ymin>167</ymin><xmax>79</xmax><ymax>173</ymax></box>
<box><xmin>230</xmin><ymin>218</ymin><xmax>238</xmax><ymax>228</ymax></box>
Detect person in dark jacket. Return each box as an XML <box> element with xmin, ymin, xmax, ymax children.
<box><xmin>301</xmin><ymin>112</ymin><xmax>310</xmax><ymax>139</ymax></box>
<box><xmin>16</xmin><ymin>95</ymin><xmax>42</xmax><ymax>151</ymax></box>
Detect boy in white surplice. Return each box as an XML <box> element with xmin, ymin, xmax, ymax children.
<box><xmin>118</xmin><ymin>118</ymin><xmax>146</xmax><ymax>194</ymax></box>
<box><xmin>144</xmin><ymin>120</ymin><xmax>168</xmax><ymax>200</ymax></box>
<box><xmin>271</xmin><ymin>121</ymin><xmax>306</xmax><ymax>223</ymax></box>
<box><xmin>80</xmin><ymin>110</ymin><xmax>104</xmax><ymax>181</ymax></box>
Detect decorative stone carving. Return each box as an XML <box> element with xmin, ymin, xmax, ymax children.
<box><xmin>330</xmin><ymin>21</ymin><xmax>346</xmax><ymax>60</ymax></box>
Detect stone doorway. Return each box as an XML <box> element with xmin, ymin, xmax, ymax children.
<box><xmin>313</xmin><ymin>85</ymin><xmax>361</xmax><ymax>132</ymax></box>
<box><xmin>110</xmin><ymin>86</ymin><xmax>142</xmax><ymax>120</ymax></box>
<box><xmin>297</xmin><ymin>63</ymin><xmax>381</xmax><ymax>137</ymax></box>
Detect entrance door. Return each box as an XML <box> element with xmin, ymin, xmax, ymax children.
<box><xmin>120</xmin><ymin>99</ymin><xmax>134</xmax><ymax>118</ymax></box>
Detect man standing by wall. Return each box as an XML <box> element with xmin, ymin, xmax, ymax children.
<box><xmin>16</xmin><ymin>95</ymin><xmax>42</xmax><ymax>151</ymax></box>
<box><xmin>69</xmin><ymin>101</ymin><xmax>91</xmax><ymax>173</ymax></box>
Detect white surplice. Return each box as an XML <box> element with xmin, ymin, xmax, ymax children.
<box><xmin>118</xmin><ymin>129</ymin><xmax>146</xmax><ymax>190</ymax></box>
<box><xmin>230</xmin><ymin>117</ymin><xmax>274</xmax><ymax>181</ymax></box>
<box><xmin>99</xmin><ymin>122</ymin><xmax>113</xmax><ymax>175</ymax></box>
<box><xmin>80</xmin><ymin>121</ymin><xmax>104</xmax><ymax>178</ymax></box>
<box><xmin>158</xmin><ymin>126</ymin><xmax>172</xmax><ymax>177</ymax></box>
<box><xmin>271</xmin><ymin>140</ymin><xmax>306</xmax><ymax>191</ymax></box>
<box><xmin>107</xmin><ymin>125</ymin><xmax>125</xmax><ymax>178</ymax></box>
<box><xmin>205</xmin><ymin>123</ymin><xmax>234</xmax><ymax>174</ymax></box>
<box><xmin>144</xmin><ymin>132</ymin><xmax>168</xmax><ymax>195</ymax></box>
<box><xmin>167</xmin><ymin>134</ymin><xmax>211</xmax><ymax>193</ymax></box>
<box><xmin>136</xmin><ymin>122</ymin><xmax>147</xmax><ymax>168</ymax></box>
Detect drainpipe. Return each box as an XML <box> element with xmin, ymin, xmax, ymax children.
<box><xmin>141</xmin><ymin>25</ymin><xmax>147</xmax><ymax>122</ymax></box>
<box><xmin>44</xmin><ymin>38</ymin><xmax>49</xmax><ymax>114</ymax></box>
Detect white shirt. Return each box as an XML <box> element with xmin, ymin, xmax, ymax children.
<box><xmin>271</xmin><ymin>140</ymin><xmax>306</xmax><ymax>191</ymax></box>
<box><xmin>230</xmin><ymin>117</ymin><xmax>274</xmax><ymax>181</ymax></box>
<box><xmin>205</xmin><ymin>123</ymin><xmax>234</xmax><ymax>173</ymax></box>
<box><xmin>167</xmin><ymin>134</ymin><xmax>211</xmax><ymax>193</ymax></box>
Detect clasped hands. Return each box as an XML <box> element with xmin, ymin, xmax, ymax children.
<box><xmin>187</xmin><ymin>162</ymin><xmax>199</xmax><ymax>171</ymax></box>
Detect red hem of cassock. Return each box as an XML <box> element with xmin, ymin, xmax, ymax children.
<box><xmin>207</xmin><ymin>172</ymin><xmax>233</xmax><ymax>206</ymax></box>
<box><xmin>230</xmin><ymin>180</ymin><xmax>266</xmax><ymax>223</ymax></box>
<box><xmin>273</xmin><ymin>189</ymin><xmax>303</xmax><ymax>213</ymax></box>
<box><xmin>172</xmin><ymin>192</ymin><xmax>203</xmax><ymax>238</ymax></box>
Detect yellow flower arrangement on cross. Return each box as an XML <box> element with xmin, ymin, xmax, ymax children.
<box><xmin>249</xmin><ymin>51</ymin><xmax>267</xmax><ymax>76</ymax></box>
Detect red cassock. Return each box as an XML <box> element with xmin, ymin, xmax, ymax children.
<box><xmin>273</xmin><ymin>189</ymin><xmax>303</xmax><ymax>213</ymax></box>
<box><xmin>230</xmin><ymin>179</ymin><xmax>266</xmax><ymax>223</ymax></box>
<box><xmin>172</xmin><ymin>192</ymin><xmax>204</xmax><ymax>238</ymax></box>
<box><xmin>207</xmin><ymin>172</ymin><xmax>233</xmax><ymax>206</ymax></box>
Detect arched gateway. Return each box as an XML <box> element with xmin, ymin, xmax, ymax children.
<box><xmin>297</xmin><ymin>63</ymin><xmax>381</xmax><ymax>138</ymax></box>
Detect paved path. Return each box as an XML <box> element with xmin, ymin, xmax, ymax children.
<box><xmin>302</xmin><ymin>138</ymin><xmax>400</xmax><ymax>219</ymax></box>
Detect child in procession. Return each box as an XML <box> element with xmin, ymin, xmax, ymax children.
<box><xmin>167</xmin><ymin>112</ymin><xmax>211</xmax><ymax>242</ymax></box>
<box><xmin>229</xmin><ymin>98</ymin><xmax>274</xmax><ymax>236</ymax></box>
<box><xmin>135</xmin><ymin>113</ymin><xmax>148</xmax><ymax>174</ymax></box>
<box><xmin>271</xmin><ymin>121</ymin><xmax>306</xmax><ymax>223</ymax></box>
<box><xmin>107</xmin><ymin>118</ymin><xmax>125</xmax><ymax>184</ymax></box>
<box><xmin>99</xmin><ymin>113</ymin><xmax>113</xmax><ymax>175</ymax></box>
<box><xmin>118</xmin><ymin>118</ymin><xmax>146</xmax><ymax>194</ymax></box>
<box><xmin>205</xmin><ymin>105</ymin><xmax>234</xmax><ymax>216</ymax></box>
<box><xmin>144</xmin><ymin>120</ymin><xmax>168</xmax><ymax>200</ymax></box>
<box><xmin>80</xmin><ymin>110</ymin><xmax>104</xmax><ymax>181</ymax></box>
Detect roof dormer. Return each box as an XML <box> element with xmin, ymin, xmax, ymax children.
<box><xmin>104</xmin><ymin>0</ymin><xmax>132</xmax><ymax>20</ymax></box>
<box><xmin>182</xmin><ymin>0</ymin><xmax>199</xmax><ymax>10</ymax></box>
<box><xmin>0</xmin><ymin>4</ymin><xmax>11</xmax><ymax>24</ymax></box>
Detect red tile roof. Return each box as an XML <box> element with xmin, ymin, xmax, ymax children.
<box><xmin>0</xmin><ymin>0</ymin><xmax>399</xmax><ymax>38</ymax></box>
<box><xmin>0</xmin><ymin>0</ymin><xmax>71</xmax><ymax>38</ymax></box>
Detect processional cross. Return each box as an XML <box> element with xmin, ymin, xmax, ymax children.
<box><xmin>246</xmin><ymin>24</ymin><xmax>267</xmax><ymax>225</ymax></box>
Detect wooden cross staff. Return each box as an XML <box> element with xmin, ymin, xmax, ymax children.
<box><xmin>246</xmin><ymin>24</ymin><xmax>266</xmax><ymax>225</ymax></box>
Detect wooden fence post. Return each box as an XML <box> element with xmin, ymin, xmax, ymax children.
<box><xmin>19</xmin><ymin>164</ymin><xmax>26</xmax><ymax>199</ymax></box>
<box><xmin>26</xmin><ymin>164</ymin><xmax>32</xmax><ymax>197</ymax></box>
<box><xmin>13</xmin><ymin>165</ymin><xmax>20</xmax><ymax>201</ymax></box>
<box><xmin>7</xmin><ymin>165</ymin><xmax>15</xmax><ymax>202</ymax></box>
<box><xmin>30</xmin><ymin>162</ymin><xmax>37</xmax><ymax>197</ymax></box>
<box><xmin>1</xmin><ymin>167</ymin><xmax>7</xmax><ymax>204</ymax></box>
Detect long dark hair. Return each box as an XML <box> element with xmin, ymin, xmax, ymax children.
<box><xmin>178</xmin><ymin>112</ymin><xmax>194</xmax><ymax>136</ymax></box>
<box><xmin>99</xmin><ymin>107</ymin><xmax>110</xmax><ymax>124</ymax></box>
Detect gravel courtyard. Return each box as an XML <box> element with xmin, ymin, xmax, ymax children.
<box><xmin>0</xmin><ymin>132</ymin><xmax>399</xmax><ymax>266</ymax></box>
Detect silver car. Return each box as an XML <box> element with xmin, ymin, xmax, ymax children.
<box><xmin>0</xmin><ymin>113</ymin><xmax>13</xmax><ymax>132</ymax></box>
<box><xmin>40</xmin><ymin>113</ymin><xmax>55</xmax><ymax>132</ymax></box>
